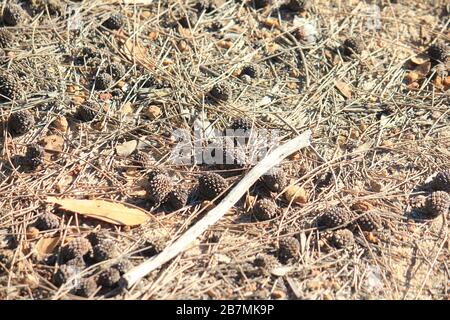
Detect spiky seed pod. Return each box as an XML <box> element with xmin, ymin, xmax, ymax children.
<box><xmin>131</xmin><ymin>151</ymin><xmax>154</xmax><ymax>167</ymax></box>
<box><xmin>142</xmin><ymin>238</ymin><xmax>166</xmax><ymax>257</ymax></box>
<box><xmin>355</xmin><ymin>211</ymin><xmax>381</xmax><ymax>232</ymax></box>
<box><xmin>278</xmin><ymin>237</ymin><xmax>300</xmax><ymax>262</ymax></box>
<box><xmin>253</xmin><ymin>198</ymin><xmax>279</xmax><ymax>221</ymax></box>
<box><xmin>7</xmin><ymin>110</ymin><xmax>35</xmax><ymax>136</ymax></box>
<box><xmin>77</xmin><ymin>101</ymin><xmax>99</xmax><ymax>122</ymax></box>
<box><xmin>94</xmin><ymin>73</ymin><xmax>113</xmax><ymax>90</ymax></box>
<box><xmin>0</xmin><ymin>28</ymin><xmax>13</xmax><ymax>48</ymax></box>
<box><xmin>74</xmin><ymin>278</ymin><xmax>97</xmax><ymax>297</ymax></box>
<box><xmin>285</xmin><ymin>0</ymin><xmax>311</xmax><ymax>11</ymax></box>
<box><xmin>113</xmin><ymin>259</ymin><xmax>133</xmax><ymax>275</ymax></box>
<box><xmin>431</xmin><ymin>169</ymin><xmax>450</xmax><ymax>192</ymax></box>
<box><xmin>66</xmin><ymin>256</ymin><xmax>87</xmax><ymax>270</ymax></box>
<box><xmin>97</xmin><ymin>268</ymin><xmax>121</xmax><ymax>287</ymax></box>
<box><xmin>25</xmin><ymin>144</ymin><xmax>45</xmax><ymax>169</ymax></box>
<box><xmin>261</xmin><ymin>169</ymin><xmax>287</xmax><ymax>193</ymax></box>
<box><xmin>178</xmin><ymin>11</ymin><xmax>198</xmax><ymax>28</ymax></box>
<box><xmin>240</xmin><ymin>64</ymin><xmax>259</xmax><ymax>79</ymax></box>
<box><xmin>93</xmin><ymin>239</ymin><xmax>118</xmax><ymax>262</ymax></box>
<box><xmin>0</xmin><ymin>74</ymin><xmax>22</xmax><ymax>100</ymax></box>
<box><xmin>35</xmin><ymin>212</ymin><xmax>59</xmax><ymax>231</ymax></box>
<box><xmin>427</xmin><ymin>42</ymin><xmax>447</xmax><ymax>62</ymax></box>
<box><xmin>102</xmin><ymin>13</ymin><xmax>125</xmax><ymax>30</ymax></box>
<box><xmin>343</xmin><ymin>37</ymin><xmax>363</xmax><ymax>56</ymax></box>
<box><xmin>208</xmin><ymin>83</ymin><xmax>231</xmax><ymax>102</ymax></box>
<box><xmin>106</xmin><ymin>62</ymin><xmax>125</xmax><ymax>79</ymax></box>
<box><xmin>424</xmin><ymin>191</ymin><xmax>450</xmax><ymax>218</ymax></box>
<box><xmin>317</xmin><ymin>207</ymin><xmax>350</xmax><ymax>229</ymax></box>
<box><xmin>3</xmin><ymin>4</ymin><xmax>26</xmax><ymax>26</ymax></box>
<box><xmin>61</xmin><ymin>237</ymin><xmax>92</xmax><ymax>262</ymax></box>
<box><xmin>166</xmin><ymin>189</ymin><xmax>189</xmax><ymax>210</ymax></box>
<box><xmin>86</xmin><ymin>231</ymin><xmax>108</xmax><ymax>247</ymax></box>
<box><xmin>198</xmin><ymin>172</ymin><xmax>228</xmax><ymax>200</ymax></box>
<box><xmin>331</xmin><ymin>229</ymin><xmax>355</xmax><ymax>249</ymax></box>
<box><xmin>147</xmin><ymin>171</ymin><xmax>173</xmax><ymax>204</ymax></box>
<box><xmin>53</xmin><ymin>265</ymin><xmax>76</xmax><ymax>287</ymax></box>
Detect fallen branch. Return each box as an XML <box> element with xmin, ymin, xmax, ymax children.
<box><xmin>120</xmin><ymin>130</ymin><xmax>312</xmax><ymax>289</ymax></box>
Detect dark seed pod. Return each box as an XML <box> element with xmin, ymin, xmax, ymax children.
<box><xmin>278</xmin><ymin>237</ymin><xmax>300</xmax><ymax>262</ymax></box>
<box><xmin>25</xmin><ymin>144</ymin><xmax>45</xmax><ymax>169</ymax></box>
<box><xmin>102</xmin><ymin>13</ymin><xmax>125</xmax><ymax>30</ymax></box>
<box><xmin>427</xmin><ymin>42</ymin><xmax>447</xmax><ymax>62</ymax></box>
<box><xmin>253</xmin><ymin>198</ymin><xmax>278</xmax><ymax>221</ymax></box>
<box><xmin>77</xmin><ymin>101</ymin><xmax>99</xmax><ymax>122</ymax></box>
<box><xmin>53</xmin><ymin>264</ymin><xmax>79</xmax><ymax>287</ymax></box>
<box><xmin>240</xmin><ymin>64</ymin><xmax>259</xmax><ymax>79</ymax></box>
<box><xmin>208</xmin><ymin>83</ymin><xmax>231</xmax><ymax>102</ymax></box>
<box><xmin>194</xmin><ymin>0</ymin><xmax>217</xmax><ymax>13</ymax></box>
<box><xmin>166</xmin><ymin>189</ymin><xmax>189</xmax><ymax>210</ymax></box>
<box><xmin>7</xmin><ymin>110</ymin><xmax>35</xmax><ymax>136</ymax></box>
<box><xmin>74</xmin><ymin>278</ymin><xmax>97</xmax><ymax>297</ymax></box>
<box><xmin>231</xmin><ymin>118</ymin><xmax>252</xmax><ymax>131</ymax></box>
<box><xmin>61</xmin><ymin>237</ymin><xmax>93</xmax><ymax>262</ymax></box>
<box><xmin>355</xmin><ymin>211</ymin><xmax>381</xmax><ymax>232</ymax></box>
<box><xmin>424</xmin><ymin>191</ymin><xmax>450</xmax><ymax>218</ymax></box>
<box><xmin>431</xmin><ymin>169</ymin><xmax>450</xmax><ymax>192</ymax></box>
<box><xmin>94</xmin><ymin>73</ymin><xmax>113</xmax><ymax>90</ymax></box>
<box><xmin>0</xmin><ymin>28</ymin><xmax>14</xmax><ymax>48</ymax></box>
<box><xmin>0</xmin><ymin>74</ymin><xmax>22</xmax><ymax>100</ymax></box>
<box><xmin>106</xmin><ymin>62</ymin><xmax>126</xmax><ymax>79</ymax></box>
<box><xmin>147</xmin><ymin>171</ymin><xmax>173</xmax><ymax>204</ymax></box>
<box><xmin>86</xmin><ymin>231</ymin><xmax>108</xmax><ymax>247</ymax></box>
<box><xmin>131</xmin><ymin>151</ymin><xmax>154</xmax><ymax>167</ymax></box>
<box><xmin>317</xmin><ymin>207</ymin><xmax>350</xmax><ymax>229</ymax></box>
<box><xmin>253</xmin><ymin>253</ymin><xmax>279</xmax><ymax>275</ymax></box>
<box><xmin>97</xmin><ymin>268</ymin><xmax>121</xmax><ymax>287</ymax></box>
<box><xmin>93</xmin><ymin>239</ymin><xmax>119</xmax><ymax>262</ymax></box>
<box><xmin>331</xmin><ymin>229</ymin><xmax>355</xmax><ymax>249</ymax></box>
<box><xmin>113</xmin><ymin>259</ymin><xmax>133</xmax><ymax>275</ymax></box>
<box><xmin>2</xmin><ymin>4</ymin><xmax>26</xmax><ymax>26</ymax></box>
<box><xmin>250</xmin><ymin>0</ymin><xmax>273</xmax><ymax>9</ymax></box>
<box><xmin>343</xmin><ymin>37</ymin><xmax>363</xmax><ymax>56</ymax></box>
<box><xmin>198</xmin><ymin>172</ymin><xmax>228</xmax><ymax>200</ymax></box>
<box><xmin>35</xmin><ymin>212</ymin><xmax>59</xmax><ymax>231</ymax></box>
<box><xmin>261</xmin><ymin>169</ymin><xmax>287</xmax><ymax>193</ymax></box>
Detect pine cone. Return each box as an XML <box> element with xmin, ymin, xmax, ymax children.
<box><xmin>317</xmin><ymin>207</ymin><xmax>350</xmax><ymax>229</ymax></box>
<box><xmin>253</xmin><ymin>253</ymin><xmax>279</xmax><ymax>275</ymax></box>
<box><xmin>53</xmin><ymin>264</ymin><xmax>79</xmax><ymax>287</ymax></box>
<box><xmin>97</xmin><ymin>268</ymin><xmax>121</xmax><ymax>288</ymax></box>
<box><xmin>93</xmin><ymin>239</ymin><xmax>119</xmax><ymax>262</ymax></box>
<box><xmin>0</xmin><ymin>74</ymin><xmax>22</xmax><ymax>100</ymax></box>
<box><xmin>2</xmin><ymin>4</ymin><xmax>26</xmax><ymax>26</ymax></box>
<box><xmin>25</xmin><ymin>144</ymin><xmax>44</xmax><ymax>169</ymax></box>
<box><xmin>94</xmin><ymin>73</ymin><xmax>113</xmax><ymax>90</ymax></box>
<box><xmin>106</xmin><ymin>62</ymin><xmax>125</xmax><ymax>79</ymax></box>
<box><xmin>424</xmin><ymin>191</ymin><xmax>450</xmax><ymax>218</ymax></box>
<box><xmin>198</xmin><ymin>172</ymin><xmax>228</xmax><ymax>200</ymax></box>
<box><xmin>77</xmin><ymin>101</ymin><xmax>99</xmax><ymax>122</ymax></box>
<box><xmin>343</xmin><ymin>37</ymin><xmax>363</xmax><ymax>56</ymax></box>
<box><xmin>431</xmin><ymin>169</ymin><xmax>450</xmax><ymax>192</ymax></box>
<box><xmin>0</xmin><ymin>28</ymin><xmax>13</xmax><ymax>48</ymax></box>
<box><xmin>147</xmin><ymin>170</ymin><xmax>173</xmax><ymax>204</ymax></box>
<box><xmin>355</xmin><ymin>211</ymin><xmax>381</xmax><ymax>232</ymax></box>
<box><xmin>86</xmin><ymin>231</ymin><xmax>108</xmax><ymax>247</ymax></box>
<box><xmin>74</xmin><ymin>278</ymin><xmax>97</xmax><ymax>297</ymax></box>
<box><xmin>331</xmin><ymin>229</ymin><xmax>355</xmax><ymax>249</ymax></box>
<box><xmin>261</xmin><ymin>169</ymin><xmax>287</xmax><ymax>193</ymax></box>
<box><xmin>278</xmin><ymin>236</ymin><xmax>300</xmax><ymax>262</ymax></box>
<box><xmin>166</xmin><ymin>189</ymin><xmax>189</xmax><ymax>210</ymax></box>
<box><xmin>131</xmin><ymin>151</ymin><xmax>154</xmax><ymax>167</ymax></box>
<box><xmin>102</xmin><ymin>13</ymin><xmax>125</xmax><ymax>30</ymax></box>
<box><xmin>240</xmin><ymin>64</ymin><xmax>259</xmax><ymax>79</ymax></box>
<box><xmin>208</xmin><ymin>83</ymin><xmax>231</xmax><ymax>102</ymax></box>
<box><xmin>253</xmin><ymin>198</ymin><xmax>278</xmax><ymax>221</ymax></box>
<box><xmin>35</xmin><ymin>212</ymin><xmax>59</xmax><ymax>231</ymax></box>
<box><xmin>7</xmin><ymin>110</ymin><xmax>35</xmax><ymax>136</ymax></box>
<box><xmin>427</xmin><ymin>42</ymin><xmax>447</xmax><ymax>62</ymax></box>
<box><xmin>113</xmin><ymin>259</ymin><xmax>133</xmax><ymax>275</ymax></box>
<box><xmin>61</xmin><ymin>237</ymin><xmax>92</xmax><ymax>262</ymax></box>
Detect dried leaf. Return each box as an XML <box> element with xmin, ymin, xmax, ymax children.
<box><xmin>351</xmin><ymin>201</ymin><xmax>373</xmax><ymax>212</ymax></box>
<box><xmin>35</xmin><ymin>236</ymin><xmax>62</xmax><ymax>260</ymax></box>
<box><xmin>271</xmin><ymin>266</ymin><xmax>293</xmax><ymax>276</ymax></box>
<box><xmin>41</xmin><ymin>135</ymin><xmax>64</xmax><ymax>153</ymax></box>
<box><xmin>51</xmin><ymin>116</ymin><xmax>69</xmax><ymax>133</ymax></box>
<box><xmin>335</xmin><ymin>81</ymin><xmax>352</xmax><ymax>99</ymax></box>
<box><xmin>410</xmin><ymin>53</ymin><xmax>429</xmax><ymax>65</ymax></box>
<box><xmin>415</xmin><ymin>62</ymin><xmax>431</xmax><ymax>78</ymax></box>
<box><xmin>116</xmin><ymin>140</ymin><xmax>138</xmax><ymax>157</ymax></box>
<box><xmin>120</xmin><ymin>102</ymin><xmax>133</xmax><ymax>115</ymax></box>
<box><xmin>284</xmin><ymin>185</ymin><xmax>308</xmax><ymax>204</ymax></box>
<box><xmin>120</xmin><ymin>37</ymin><xmax>154</xmax><ymax>70</ymax></box>
<box><xmin>46</xmin><ymin>197</ymin><xmax>150</xmax><ymax>226</ymax></box>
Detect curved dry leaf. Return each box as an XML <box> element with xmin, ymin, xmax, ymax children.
<box><xmin>284</xmin><ymin>185</ymin><xmax>308</xmax><ymax>204</ymax></box>
<box><xmin>116</xmin><ymin>140</ymin><xmax>138</xmax><ymax>157</ymax></box>
<box><xmin>35</xmin><ymin>236</ymin><xmax>64</xmax><ymax>260</ymax></box>
<box><xmin>120</xmin><ymin>37</ymin><xmax>154</xmax><ymax>70</ymax></box>
<box><xmin>335</xmin><ymin>80</ymin><xmax>352</xmax><ymax>99</ymax></box>
<box><xmin>410</xmin><ymin>53</ymin><xmax>429</xmax><ymax>65</ymax></box>
<box><xmin>46</xmin><ymin>197</ymin><xmax>150</xmax><ymax>226</ymax></box>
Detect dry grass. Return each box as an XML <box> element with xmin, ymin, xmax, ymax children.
<box><xmin>0</xmin><ymin>0</ymin><xmax>449</xmax><ymax>300</ymax></box>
